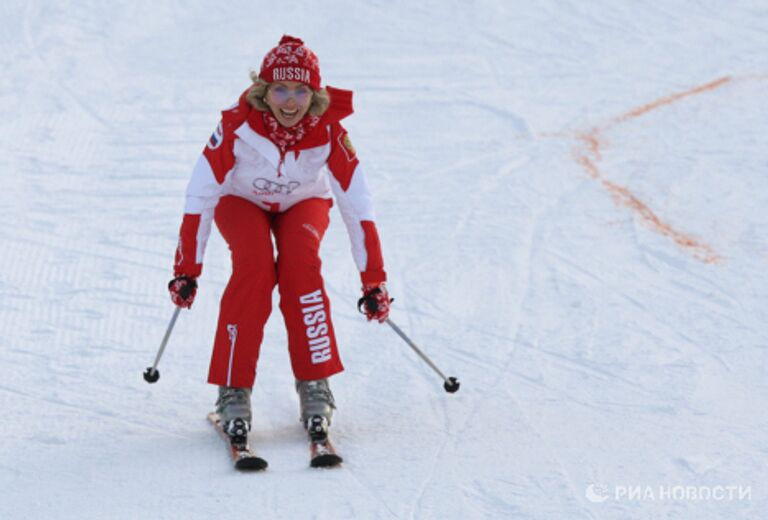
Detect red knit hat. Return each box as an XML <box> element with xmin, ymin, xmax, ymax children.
<box><xmin>259</xmin><ymin>35</ymin><xmax>321</xmax><ymax>90</ymax></box>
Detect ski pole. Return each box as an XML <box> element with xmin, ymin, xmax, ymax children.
<box><xmin>143</xmin><ymin>306</ymin><xmax>182</xmax><ymax>383</ymax></box>
<box><xmin>385</xmin><ymin>318</ymin><xmax>460</xmax><ymax>393</ymax></box>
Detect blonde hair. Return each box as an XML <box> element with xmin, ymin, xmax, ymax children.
<box><xmin>246</xmin><ymin>70</ymin><xmax>330</xmax><ymax>116</ymax></box>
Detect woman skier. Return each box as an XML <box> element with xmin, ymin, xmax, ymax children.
<box><xmin>168</xmin><ymin>35</ymin><xmax>390</xmax><ymax>445</ymax></box>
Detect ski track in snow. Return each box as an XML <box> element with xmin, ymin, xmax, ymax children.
<box><xmin>1</xmin><ymin>1</ymin><xmax>768</xmax><ymax>519</ymax></box>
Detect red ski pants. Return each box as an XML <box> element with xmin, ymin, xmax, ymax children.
<box><xmin>207</xmin><ymin>195</ymin><xmax>344</xmax><ymax>388</ymax></box>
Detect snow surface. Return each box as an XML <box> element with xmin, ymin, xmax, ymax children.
<box><xmin>1</xmin><ymin>1</ymin><xmax>767</xmax><ymax>519</ymax></box>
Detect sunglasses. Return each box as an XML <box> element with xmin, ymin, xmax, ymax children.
<box><xmin>269</xmin><ymin>85</ymin><xmax>312</xmax><ymax>104</ymax></box>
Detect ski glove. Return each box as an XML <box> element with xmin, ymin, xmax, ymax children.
<box><xmin>358</xmin><ymin>283</ymin><xmax>391</xmax><ymax>323</ymax></box>
<box><xmin>168</xmin><ymin>275</ymin><xmax>198</xmax><ymax>309</ymax></box>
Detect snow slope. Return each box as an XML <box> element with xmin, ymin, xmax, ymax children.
<box><xmin>1</xmin><ymin>1</ymin><xmax>767</xmax><ymax>518</ymax></box>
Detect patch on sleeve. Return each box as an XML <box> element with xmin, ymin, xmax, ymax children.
<box><xmin>339</xmin><ymin>132</ymin><xmax>357</xmax><ymax>161</ymax></box>
<box><xmin>207</xmin><ymin>121</ymin><xmax>224</xmax><ymax>150</ymax></box>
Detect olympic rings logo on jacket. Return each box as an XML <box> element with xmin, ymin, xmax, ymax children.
<box><xmin>252</xmin><ymin>177</ymin><xmax>300</xmax><ymax>195</ymax></box>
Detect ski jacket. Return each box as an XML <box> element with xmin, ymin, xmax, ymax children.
<box><xmin>173</xmin><ymin>86</ymin><xmax>386</xmax><ymax>286</ymax></box>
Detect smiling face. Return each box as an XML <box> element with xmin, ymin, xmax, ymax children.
<box><xmin>264</xmin><ymin>81</ymin><xmax>314</xmax><ymax>128</ymax></box>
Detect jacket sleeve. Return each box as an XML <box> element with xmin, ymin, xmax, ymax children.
<box><xmin>173</xmin><ymin>120</ymin><xmax>235</xmax><ymax>277</ymax></box>
<box><xmin>327</xmin><ymin>122</ymin><xmax>386</xmax><ymax>286</ymax></box>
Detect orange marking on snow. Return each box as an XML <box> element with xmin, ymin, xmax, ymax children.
<box><xmin>577</xmin><ymin>129</ymin><xmax>602</xmax><ymax>161</ymax></box>
<box><xmin>609</xmin><ymin>76</ymin><xmax>732</xmax><ymax>127</ymax></box>
<box><xmin>571</xmin><ymin>77</ymin><xmax>738</xmax><ymax>264</ymax></box>
<box><xmin>574</xmin><ymin>150</ymin><xmax>722</xmax><ymax>264</ymax></box>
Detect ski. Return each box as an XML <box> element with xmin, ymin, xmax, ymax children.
<box><xmin>207</xmin><ymin>412</ymin><xmax>268</xmax><ymax>471</ymax></box>
<box><xmin>310</xmin><ymin>438</ymin><xmax>343</xmax><ymax>468</ymax></box>
<box><xmin>307</xmin><ymin>415</ymin><xmax>343</xmax><ymax>468</ymax></box>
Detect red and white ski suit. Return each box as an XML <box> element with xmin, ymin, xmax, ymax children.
<box><xmin>174</xmin><ymin>86</ymin><xmax>386</xmax><ymax>387</ymax></box>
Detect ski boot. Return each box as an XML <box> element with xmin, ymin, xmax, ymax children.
<box><xmin>296</xmin><ymin>378</ymin><xmax>336</xmax><ymax>441</ymax></box>
<box><xmin>216</xmin><ymin>386</ymin><xmax>252</xmax><ymax>444</ymax></box>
